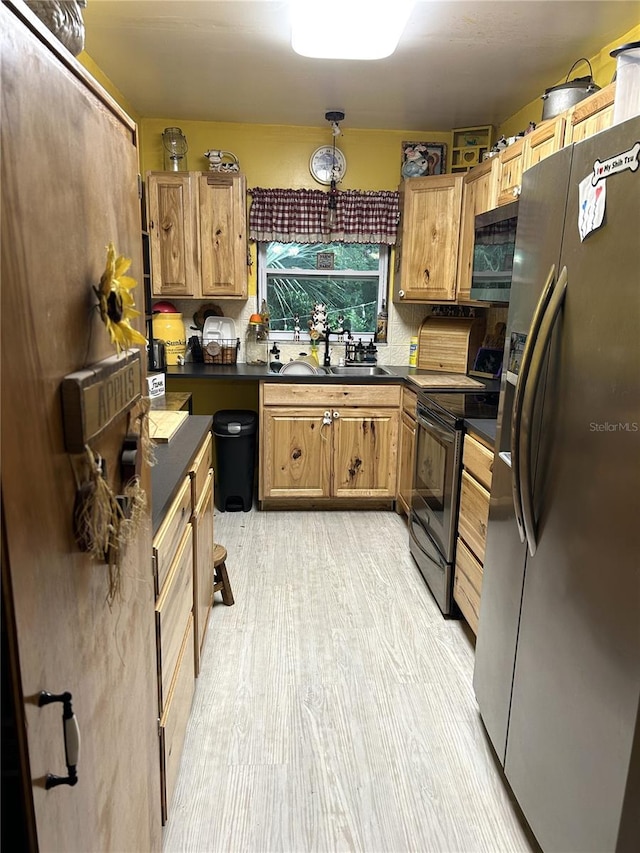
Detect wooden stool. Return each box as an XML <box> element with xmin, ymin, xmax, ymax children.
<box><xmin>212</xmin><ymin>543</ymin><xmax>235</xmax><ymax>606</ymax></box>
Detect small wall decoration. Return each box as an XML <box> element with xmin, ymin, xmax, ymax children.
<box><xmin>316</xmin><ymin>251</ymin><xmax>335</xmax><ymax>270</ymax></box>
<box><xmin>94</xmin><ymin>242</ymin><xmax>147</xmax><ymax>354</ymax></box>
<box><xmin>401</xmin><ymin>141</ymin><xmax>447</xmax><ymax>178</ymax></box>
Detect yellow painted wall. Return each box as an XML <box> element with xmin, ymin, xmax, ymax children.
<box><xmin>77</xmin><ymin>51</ymin><xmax>140</xmax><ymax>123</ymax></box>
<box><xmin>498</xmin><ymin>24</ymin><xmax>640</xmax><ymax>138</ymax></box>
<box><xmin>138</xmin><ymin>118</ymin><xmax>448</xmax><ymax>192</ymax></box>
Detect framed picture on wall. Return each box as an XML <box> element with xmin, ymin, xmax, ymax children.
<box><xmin>401</xmin><ymin>141</ymin><xmax>447</xmax><ymax>178</ymax></box>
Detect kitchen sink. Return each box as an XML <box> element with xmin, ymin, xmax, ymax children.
<box><xmin>328</xmin><ymin>365</ymin><xmax>392</xmax><ymax>376</ymax></box>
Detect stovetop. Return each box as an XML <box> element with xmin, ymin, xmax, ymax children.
<box><xmin>419</xmin><ymin>390</ymin><xmax>500</xmax><ymax>424</ymax></box>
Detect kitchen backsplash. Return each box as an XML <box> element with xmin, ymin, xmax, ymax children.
<box><xmin>161</xmin><ymin>298</ymin><xmax>506</xmax><ymax>367</ymax></box>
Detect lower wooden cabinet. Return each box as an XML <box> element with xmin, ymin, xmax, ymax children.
<box><xmin>193</xmin><ymin>469</ymin><xmax>214</xmax><ymax>674</ymax></box>
<box><xmin>152</xmin><ymin>424</ymin><xmax>214</xmax><ymax>823</ymax></box>
<box><xmin>260</xmin><ymin>383</ymin><xmax>400</xmax><ymax>504</ymax></box>
<box><xmin>454</xmin><ymin>431</ymin><xmax>494</xmax><ymax>634</ymax></box>
<box><xmin>159</xmin><ymin>614</ymin><xmax>195</xmax><ymax>824</ymax></box>
<box><xmin>396</xmin><ymin>386</ymin><xmax>417</xmax><ymax>516</ymax></box>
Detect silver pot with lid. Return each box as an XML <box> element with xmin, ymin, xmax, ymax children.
<box><xmin>541</xmin><ymin>58</ymin><xmax>600</xmax><ymax>121</ymax></box>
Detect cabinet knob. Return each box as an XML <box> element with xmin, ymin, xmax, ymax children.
<box><xmin>332</xmin><ymin>411</ymin><xmax>340</xmax><ymax>419</ymax></box>
<box><xmin>398</xmin><ymin>289</ymin><xmax>405</xmax><ymax>299</ymax></box>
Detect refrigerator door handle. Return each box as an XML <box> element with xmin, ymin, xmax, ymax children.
<box><xmin>511</xmin><ymin>264</ymin><xmax>557</xmax><ymax>544</ymax></box>
<box><xmin>520</xmin><ymin>265</ymin><xmax>568</xmax><ymax>556</ymax></box>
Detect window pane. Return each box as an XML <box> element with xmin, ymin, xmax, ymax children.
<box><xmin>266</xmin><ymin>242</ymin><xmax>380</xmax><ymax>271</ymax></box>
<box><xmin>267</xmin><ymin>275</ymin><xmax>378</xmax><ymax>334</ymax></box>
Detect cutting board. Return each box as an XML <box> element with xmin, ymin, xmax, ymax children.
<box><xmin>407</xmin><ymin>374</ymin><xmax>485</xmax><ymax>390</ymax></box>
<box><xmin>149</xmin><ymin>410</ymin><xmax>189</xmax><ymax>442</ymax></box>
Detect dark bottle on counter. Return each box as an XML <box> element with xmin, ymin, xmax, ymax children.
<box><xmin>375</xmin><ymin>299</ymin><xmax>388</xmax><ymax>343</ymax></box>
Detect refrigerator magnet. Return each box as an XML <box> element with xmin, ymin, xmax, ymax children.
<box><xmin>578</xmin><ymin>174</ymin><xmax>606</xmax><ymax>241</ymax></box>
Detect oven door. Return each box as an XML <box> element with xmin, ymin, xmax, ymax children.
<box><xmin>409</xmin><ymin>512</ymin><xmax>453</xmax><ymax>615</ymax></box>
<box><xmin>411</xmin><ymin>404</ymin><xmax>462</xmax><ymax>562</ymax></box>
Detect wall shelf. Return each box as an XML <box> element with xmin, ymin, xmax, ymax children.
<box><xmin>451</xmin><ymin>125</ymin><xmax>494</xmax><ymax>173</ymax></box>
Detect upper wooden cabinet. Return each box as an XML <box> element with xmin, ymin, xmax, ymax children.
<box><xmin>455</xmin><ymin>157</ymin><xmax>499</xmax><ymax>302</ymax></box>
<box><xmin>564</xmin><ymin>82</ymin><xmax>616</xmax><ymax>145</ymax></box>
<box><xmin>495</xmin><ymin>135</ymin><xmax>526</xmax><ymax>206</ymax></box>
<box><xmin>146</xmin><ymin>171</ymin><xmax>248</xmax><ymax>300</ymax></box>
<box><xmin>393</xmin><ymin>174</ymin><xmax>464</xmax><ymax>303</ymax></box>
<box><xmin>522</xmin><ymin>115</ymin><xmax>566</xmax><ymax>171</ymax></box>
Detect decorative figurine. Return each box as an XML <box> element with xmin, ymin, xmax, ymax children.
<box><xmin>293</xmin><ymin>313</ymin><xmax>301</xmax><ymax>342</ymax></box>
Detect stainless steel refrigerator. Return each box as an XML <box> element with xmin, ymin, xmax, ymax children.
<box><xmin>473</xmin><ymin>116</ymin><xmax>640</xmax><ymax>853</ymax></box>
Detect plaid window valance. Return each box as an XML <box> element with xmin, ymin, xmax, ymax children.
<box><xmin>248</xmin><ymin>187</ymin><xmax>400</xmax><ymax>245</ymax></box>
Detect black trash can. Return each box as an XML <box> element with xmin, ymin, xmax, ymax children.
<box><xmin>213</xmin><ymin>410</ymin><xmax>258</xmax><ymax>512</ymax></box>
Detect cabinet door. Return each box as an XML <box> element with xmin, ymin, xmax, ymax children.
<box><xmin>523</xmin><ymin>116</ymin><xmax>566</xmax><ymax>171</ymax></box>
<box><xmin>197</xmin><ymin>173</ymin><xmax>248</xmax><ymax>298</ymax></box>
<box><xmin>395</xmin><ymin>175</ymin><xmax>463</xmax><ymax>302</ymax></box>
<box><xmin>2</xmin><ymin>6</ymin><xmax>161</xmax><ymax>851</ymax></box>
<box><xmin>262</xmin><ymin>407</ymin><xmax>331</xmax><ymax>498</ymax></box>
<box><xmin>397</xmin><ymin>410</ymin><xmax>416</xmax><ymax>516</ymax></box>
<box><xmin>147</xmin><ymin>172</ymin><xmax>197</xmax><ymax>297</ymax></box>
<box><xmin>496</xmin><ymin>137</ymin><xmax>526</xmax><ymax>206</ymax></box>
<box><xmin>332</xmin><ymin>408</ymin><xmax>398</xmax><ymax>498</ymax></box>
<box><xmin>456</xmin><ymin>159</ymin><xmax>498</xmax><ymax>301</ymax></box>
<box><xmin>564</xmin><ymin>83</ymin><xmax>616</xmax><ymax>145</ymax></box>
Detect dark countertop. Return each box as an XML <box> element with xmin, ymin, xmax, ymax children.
<box><xmin>165</xmin><ymin>363</ymin><xmax>501</xmax><ymax>389</ymax></box>
<box><xmin>465</xmin><ymin>417</ymin><xmax>497</xmax><ymax>446</ymax></box>
<box><xmin>151</xmin><ymin>415</ymin><xmax>212</xmax><ymax>536</ymax></box>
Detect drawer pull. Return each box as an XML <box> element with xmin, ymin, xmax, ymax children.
<box><xmin>38</xmin><ymin>691</ymin><xmax>80</xmax><ymax>789</ymax></box>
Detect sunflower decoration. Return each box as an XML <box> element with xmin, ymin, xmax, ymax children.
<box><xmin>94</xmin><ymin>242</ymin><xmax>147</xmax><ymax>354</ymax></box>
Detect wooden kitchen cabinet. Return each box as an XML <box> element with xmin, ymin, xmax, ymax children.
<box><xmin>146</xmin><ymin>171</ymin><xmax>248</xmax><ymax>300</ymax></box>
<box><xmin>2</xmin><ymin>4</ymin><xmax>161</xmax><ymax>850</ymax></box>
<box><xmin>190</xmin><ymin>430</ymin><xmax>214</xmax><ymax>675</ymax></box>
<box><xmin>455</xmin><ymin>157</ymin><xmax>499</xmax><ymax>302</ymax></box>
<box><xmin>259</xmin><ymin>383</ymin><xmax>400</xmax><ymax>504</ymax></box>
<box><xmin>454</xmin><ymin>431</ymin><xmax>494</xmax><ymax>634</ymax></box>
<box><xmin>523</xmin><ymin>115</ymin><xmax>566</xmax><ymax>171</ymax></box>
<box><xmin>564</xmin><ymin>82</ymin><xmax>616</xmax><ymax>145</ymax></box>
<box><xmin>151</xmin><ymin>422</ymin><xmax>214</xmax><ymax>822</ymax></box>
<box><xmin>396</xmin><ymin>386</ymin><xmax>417</xmax><ymax>516</ymax></box>
<box><xmin>393</xmin><ymin>174</ymin><xmax>464</xmax><ymax>302</ymax></box>
<box><xmin>495</xmin><ymin>136</ymin><xmax>526</xmax><ymax>206</ymax></box>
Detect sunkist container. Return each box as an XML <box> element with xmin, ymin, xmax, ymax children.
<box><xmin>409</xmin><ymin>336</ymin><xmax>418</xmax><ymax>366</ymax></box>
<box><xmin>152</xmin><ymin>312</ymin><xmax>186</xmax><ymax>365</ymax></box>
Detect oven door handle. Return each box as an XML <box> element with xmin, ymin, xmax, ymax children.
<box><xmin>416</xmin><ymin>411</ymin><xmax>455</xmax><ymax>442</ymax></box>
<box><xmin>511</xmin><ymin>264</ymin><xmax>556</xmax><ymax>545</ymax></box>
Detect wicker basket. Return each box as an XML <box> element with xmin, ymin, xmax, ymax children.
<box><xmin>203</xmin><ymin>338</ymin><xmax>240</xmax><ymax>365</ymax></box>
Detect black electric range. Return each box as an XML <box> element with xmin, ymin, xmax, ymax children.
<box><xmin>417</xmin><ymin>390</ymin><xmax>500</xmax><ymax>428</ymax></box>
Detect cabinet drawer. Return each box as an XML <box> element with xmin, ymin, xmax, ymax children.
<box><xmin>190</xmin><ymin>430</ymin><xmax>212</xmax><ymax>509</ymax></box>
<box><xmin>262</xmin><ymin>382</ymin><xmax>401</xmax><ymax>408</ymax></box>
<box><xmin>156</xmin><ymin>525</ymin><xmax>193</xmax><ymax>712</ymax></box>
<box><xmin>458</xmin><ymin>469</ymin><xmax>490</xmax><ymax>563</ymax></box>
<box><xmin>402</xmin><ymin>386</ymin><xmax>417</xmax><ymax>419</ymax></box>
<box><xmin>463</xmin><ymin>433</ymin><xmax>494</xmax><ymax>490</ymax></box>
<box><xmin>453</xmin><ymin>537</ymin><xmax>483</xmax><ymax>635</ymax></box>
<box><xmin>159</xmin><ymin>613</ymin><xmax>195</xmax><ymax>825</ymax></box>
<box><xmin>153</xmin><ymin>477</ymin><xmax>192</xmax><ymax>596</ymax></box>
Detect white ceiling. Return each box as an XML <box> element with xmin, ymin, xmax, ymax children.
<box><xmin>82</xmin><ymin>1</ymin><xmax>639</xmax><ymax>131</ymax></box>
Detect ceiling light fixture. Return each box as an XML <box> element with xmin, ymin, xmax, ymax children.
<box><xmin>291</xmin><ymin>0</ymin><xmax>415</xmax><ymax>61</ymax></box>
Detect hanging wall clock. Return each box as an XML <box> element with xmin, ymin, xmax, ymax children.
<box><xmin>309</xmin><ymin>145</ymin><xmax>347</xmax><ymax>185</ymax></box>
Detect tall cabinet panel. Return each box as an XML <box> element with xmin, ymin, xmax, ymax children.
<box><xmin>1</xmin><ymin>4</ymin><xmax>161</xmax><ymax>851</ymax></box>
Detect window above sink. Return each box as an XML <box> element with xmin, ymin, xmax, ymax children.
<box><xmin>257</xmin><ymin>241</ymin><xmax>389</xmax><ymax>343</ymax></box>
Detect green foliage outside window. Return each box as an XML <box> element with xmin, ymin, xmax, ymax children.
<box><xmin>260</xmin><ymin>242</ymin><xmax>387</xmax><ymax>337</ymax></box>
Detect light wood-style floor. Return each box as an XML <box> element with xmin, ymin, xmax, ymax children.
<box><xmin>163</xmin><ymin>509</ymin><xmax>538</xmax><ymax>853</ymax></box>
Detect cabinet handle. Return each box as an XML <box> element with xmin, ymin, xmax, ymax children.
<box><xmin>38</xmin><ymin>691</ymin><xmax>80</xmax><ymax>789</ymax></box>
<box><xmin>332</xmin><ymin>411</ymin><xmax>340</xmax><ymax>419</ymax></box>
<box><xmin>149</xmin><ymin>220</ymin><xmax>154</xmax><ymax>229</ymax></box>
<box><xmin>398</xmin><ymin>289</ymin><xmax>405</xmax><ymax>299</ymax></box>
